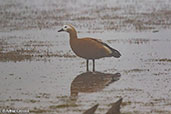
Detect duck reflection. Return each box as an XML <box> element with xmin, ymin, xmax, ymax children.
<box><xmin>71</xmin><ymin>71</ymin><xmax>121</xmax><ymax>98</ymax></box>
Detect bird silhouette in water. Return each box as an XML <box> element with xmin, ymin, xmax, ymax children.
<box><xmin>83</xmin><ymin>104</ymin><xmax>99</xmax><ymax>114</ymax></box>
<box><xmin>83</xmin><ymin>98</ymin><xmax>122</xmax><ymax>114</ymax></box>
<box><xmin>106</xmin><ymin>98</ymin><xmax>122</xmax><ymax>114</ymax></box>
<box><xmin>58</xmin><ymin>24</ymin><xmax>121</xmax><ymax>71</ymax></box>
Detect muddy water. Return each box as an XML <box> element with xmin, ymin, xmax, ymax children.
<box><xmin>0</xmin><ymin>0</ymin><xmax>171</xmax><ymax>114</ymax></box>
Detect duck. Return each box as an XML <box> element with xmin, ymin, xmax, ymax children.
<box><xmin>58</xmin><ymin>24</ymin><xmax>121</xmax><ymax>71</ymax></box>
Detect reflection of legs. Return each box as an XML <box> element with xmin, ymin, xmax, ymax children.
<box><xmin>86</xmin><ymin>59</ymin><xmax>89</xmax><ymax>71</ymax></box>
<box><xmin>93</xmin><ymin>59</ymin><xmax>95</xmax><ymax>72</ymax></box>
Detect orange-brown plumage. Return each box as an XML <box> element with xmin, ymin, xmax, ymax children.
<box><xmin>70</xmin><ymin>38</ymin><xmax>111</xmax><ymax>59</ymax></box>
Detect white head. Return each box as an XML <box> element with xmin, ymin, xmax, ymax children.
<box><xmin>58</xmin><ymin>24</ymin><xmax>75</xmax><ymax>33</ymax></box>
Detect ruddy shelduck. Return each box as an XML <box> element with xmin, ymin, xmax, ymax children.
<box><xmin>58</xmin><ymin>24</ymin><xmax>121</xmax><ymax>71</ymax></box>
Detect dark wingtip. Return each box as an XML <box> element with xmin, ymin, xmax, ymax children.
<box><xmin>112</xmin><ymin>50</ymin><xmax>121</xmax><ymax>58</ymax></box>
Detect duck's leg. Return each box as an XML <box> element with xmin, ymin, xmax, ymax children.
<box><xmin>93</xmin><ymin>59</ymin><xmax>95</xmax><ymax>72</ymax></box>
<box><xmin>86</xmin><ymin>59</ymin><xmax>89</xmax><ymax>71</ymax></box>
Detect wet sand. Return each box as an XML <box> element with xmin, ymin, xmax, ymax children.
<box><xmin>0</xmin><ymin>0</ymin><xmax>171</xmax><ymax>114</ymax></box>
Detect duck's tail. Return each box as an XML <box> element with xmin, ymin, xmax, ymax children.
<box><xmin>110</xmin><ymin>47</ymin><xmax>121</xmax><ymax>58</ymax></box>
<box><xmin>103</xmin><ymin>43</ymin><xmax>121</xmax><ymax>58</ymax></box>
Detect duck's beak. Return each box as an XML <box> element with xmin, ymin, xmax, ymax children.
<box><xmin>58</xmin><ymin>28</ymin><xmax>64</xmax><ymax>32</ymax></box>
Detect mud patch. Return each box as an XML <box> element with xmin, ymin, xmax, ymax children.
<box><xmin>0</xmin><ymin>40</ymin><xmax>76</xmax><ymax>62</ymax></box>
<box><xmin>107</xmin><ymin>38</ymin><xmax>160</xmax><ymax>44</ymax></box>
<box><xmin>49</xmin><ymin>103</ymin><xmax>78</xmax><ymax>109</ymax></box>
<box><xmin>149</xmin><ymin>58</ymin><xmax>171</xmax><ymax>62</ymax></box>
<box><xmin>0</xmin><ymin>49</ymin><xmax>33</xmax><ymax>62</ymax></box>
<box><xmin>123</xmin><ymin>69</ymin><xmax>149</xmax><ymax>74</ymax></box>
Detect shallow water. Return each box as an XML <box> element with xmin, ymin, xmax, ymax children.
<box><xmin>0</xmin><ymin>0</ymin><xmax>171</xmax><ymax>114</ymax></box>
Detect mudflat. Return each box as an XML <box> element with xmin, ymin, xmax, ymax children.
<box><xmin>0</xmin><ymin>0</ymin><xmax>171</xmax><ymax>114</ymax></box>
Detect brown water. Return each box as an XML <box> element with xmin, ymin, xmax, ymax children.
<box><xmin>0</xmin><ymin>0</ymin><xmax>171</xmax><ymax>114</ymax></box>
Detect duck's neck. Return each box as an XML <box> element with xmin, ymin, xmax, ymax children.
<box><xmin>69</xmin><ymin>30</ymin><xmax>78</xmax><ymax>40</ymax></box>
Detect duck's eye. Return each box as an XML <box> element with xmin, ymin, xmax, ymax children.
<box><xmin>64</xmin><ymin>26</ymin><xmax>67</xmax><ymax>28</ymax></box>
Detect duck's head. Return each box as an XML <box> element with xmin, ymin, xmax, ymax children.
<box><xmin>58</xmin><ymin>24</ymin><xmax>76</xmax><ymax>33</ymax></box>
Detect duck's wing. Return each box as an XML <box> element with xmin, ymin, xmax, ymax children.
<box><xmin>89</xmin><ymin>38</ymin><xmax>121</xmax><ymax>58</ymax></box>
